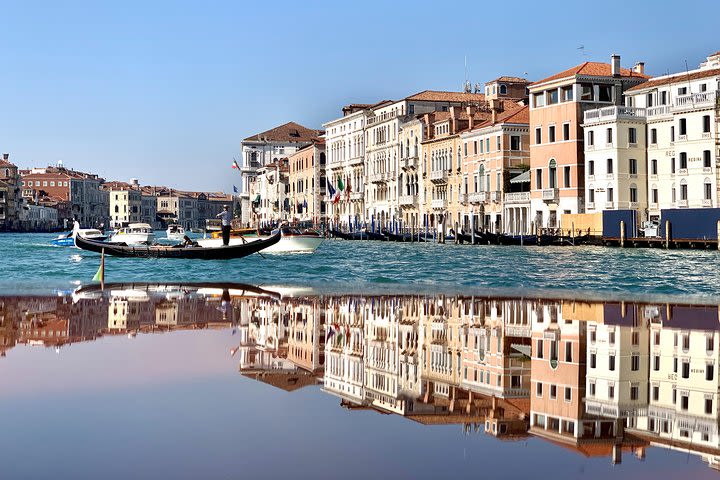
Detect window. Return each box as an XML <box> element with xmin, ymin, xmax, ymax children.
<box><xmin>589</xmin><ymin>381</ymin><xmax>596</xmax><ymax>396</ymax></box>
<box><xmin>590</xmin><ymin>352</ymin><xmax>596</xmax><ymax>368</ymax></box>
<box><xmin>671</xmin><ymin>157</ymin><xmax>676</xmax><ymax>174</ymax></box>
<box><xmin>630</xmin><ymin>186</ymin><xmax>638</xmax><ymax>203</ymax></box>
<box><xmin>673</xmin><ymin>388</ymin><xmax>677</xmax><ymax>404</ymax></box>
<box><xmin>682</xmin><ymin>361</ymin><xmax>690</xmax><ymax>379</ymax></box>
<box><xmin>704</xmin><ymin>150</ymin><xmax>712</xmax><ymax>168</ymax></box>
<box><xmin>473</xmin><ymin>141</ymin><xmax>478</xmax><ymax>154</ymax></box>
<box><xmin>550</xmin><ymin>385</ymin><xmax>557</xmax><ymax>399</ymax></box>
<box><xmin>674</xmin><ymin>357</ymin><xmax>678</xmax><ymax>373</ymax></box>
<box><xmin>510</xmin><ymin>135</ymin><xmax>521</xmax><ymax>151</ymax></box>
<box><xmin>563</xmin><ymin>123</ymin><xmax>570</xmax><ymax>141</ymax></box>
<box><xmin>580</xmin><ymin>84</ymin><xmax>594</xmax><ymax>101</ymax></box>
<box><xmin>547</xmin><ymin>89</ymin><xmax>559</xmax><ymax>105</ymax></box>
<box><xmin>608</xmin><ymin>188</ymin><xmax>614</xmax><ymax>202</ymax></box>
<box><xmin>631</xmin><ymin>384</ymin><xmax>639</xmax><ymax>401</ymax></box>
<box><xmin>679</xmin><ymin>118</ymin><xmax>687</xmax><ymax>136</ymax></box>
<box><xmin>652</xmin><ymin>188</ymin><xmax>659</xmax><ymax>204</ymax></box>
<box><xmin>660</xmin><ymin>91</ymin><xmax>668</xmax><ymax>105</ymax></box>
<box><xmin>678</xmin><ymin>87</ymin><xmax>688</xmax><ymax>95</ymax></box>
<box><xmin>629</xmin><ymin>127</ymin><xmax>637</xmax><ymax>144</ymax></box>
<box><xmin>706</xmin><ymin>398</ymin><xmax>713</xmax><ymax>415</ymax></box>
<box><xmin>646</xmin><ymin>92</ymin><xmax>654</xmax><ymax>107</ymax></box>
<box><xmin>707</xmin><ymin>364</ymin><xmax>715</xmax><ymax>381</ymax></box>
<box><xmin>632</xmin><ymin>331</ymin><xmax>640</xmax><ymax>345</ymax></box>
<box><xmin>703</xmin><ymin>115</ymin><xmax>711</xmax><ymax>133</ymax></box>
<box><xmin>565</xmin><ymin>342</ymin><xmax>572</xmax><ymax>362</ymax></box>
<box><xmin>681</xmin><ymin>394</ymin><xmax>689</xmax><ymax>411</ymax></box>
<box><xmin>535</xmin><ymin>169</ymin><xmax>543</xmax><ymax>189</ymax></box>
<box><xmin>681</xmin><ymin>183</ymin><xmax>688</xmax><ymax>200</ymax></box>
<box><xmin>496</xmin><ymin>136</ymin><xmax>501</xmax><ymax>151</ymax></box>
<box><xmin>588</xmin><ymin>130</ymin><xmax>594</xmax><ymax>146</ymax></box>
<box><xmin>607</xmin><ymin>158</ymin><xmax>613</xmax><ymax>174</ymax></box>
<box><xmin>486</xmin><ymin>138</ymin><xmax>490</xmax><ymax>152</ymax></box>
<box><xmin>499</xmin><ymin>84</ymin><xmax>508</xmax><ymax>95</ymax></box>
<box><xmin>651</xmin><ymin>128</ymin><xmax>657</xmax><ymax>144</ymax></box>
<box><xmin>606</xmin><ymin>128</ymin><xmax>612</xmax><ymax>144</ymax></box>
<box><xmin>562</xmin><ymin>86</ymin><xmax>573</xmax><ymax>101</ymax></box>
<box><xmin>629</xmin><ymin>158</ymin><xmax>637</xmax><ymax>175</ymax></box>
<box><xmin>653</xmin><ymin>385</ymin><xmax>659</xmax><ymax>401</ymax></box>
<box><xmin>535</xmin><ymin>128</ymin><xmax>541</xmax><ymax>145</ymax></box>
<box><xmin>536</xmin><ymin>382</ymin><xmax>543</xmax><ymax>397</ymax></box>
<box><xmin>598</xmin><ymin>85</ymin><xmax>612</xmax><ymax>102</ymax></box>
<box><xmin>701</xmin><ymin>83</ymin><xmax>708</xmax><ymax>92</ymax></box>
<box><xmin>548</xmin><ymin>126</ymin><xmax>556</xmax><ymax>143</ymax></box>
<box><xmin>589</xmin><ymin>160</ymin><xmax>595</xmax><ymax>176</ymax></box>
<box><xmin>408</xmin><ymin>104</ymin><xmax>414</xmax><ymax>114</ymax></box>
<box><xmin>608</xmin><ymin>385</ymin><xmax>615</xmax><ymax>399</ymax></box>
<box><xmin>705</xmin><ymin>182</ymin><xmax>712</xmax><ymax>201</ymax></box>
<box><xmin>631</xmin><ymin>354</ymin><xmax>640</xmax><ymax>371</ymax></box>
<box><xmin>708</xmin><ymin>336</ymin><xmax>715</xmax><ymax>351</ymax></box>
<box><xmin>609</xmin><ymin>354</ymin><xmax>616</xmax><ymax>371</ymax></box>
<box><xmin>671</xmin><ymin>126</ymin><xmax>675</xmax><ymax>142</ymax></box>
<box><xmin>564</xmin><ymin>387</ymin><xmax>571</xmax><ymax>402</ymax></box>
<box><xmin>589</xmin><ymin>189</ymin><xmax>595</xmax><ymax>203</ymax></box>
<box><xmin>651</xmin><ymin>159</ymin><xmax>658</xmax><ymax>175</ymax></box>
<box><xmin>537</xmin><ymin>339</ymin><xmax>544</xmax><ymax>358</ymax></box>
<box><xmin>680</xmin><ymin>152</ymin><xmax>687</xmax><ymax>170</ymax></box>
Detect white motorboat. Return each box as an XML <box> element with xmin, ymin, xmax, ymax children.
<box><xmin>166</xmin><ymin>224</ymin><xmax>186</xmax><ymax>241</ymax></box>
<box><xmin>197</xmin><ymin>227</ymin><xmax>323</xmax><ymax>253</ymax></box>
<box><xmin>109</xmin><ymin>223</ymin><xmax>156</xmax><ymax>245</ymax></box>
<box><xmin>51</xmin><ymin>228</ymin><xmax>107</xmax><ymax>246</ymax></box>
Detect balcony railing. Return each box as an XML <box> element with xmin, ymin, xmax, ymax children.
<box><xmin>541</xmin><ymin>188</ymin><xmax>559</xmax><ymax>202</ymax></box>
<box><xmin>399</xmin><ymin>155</ymin><xmax>418</xmax><ymax>170</ymax></box>
<box><xmin>431</xmin><ymin>198</ymin><xmax>447</xmax><ymax>209</ymax></box>
<box><xmin>586</xmin><ymin>201</ymin><xmax>595</xmax><ymax>210</ymax></box>
<box><xmin>430</xmin><ymin>170</ymin><xmax>449</xmax><ymax>184</ymax></box>
<box><xmin>458</xmin><ymin>193</ymin><xmax>468</xmax><ymax>204</ymax></box>
<box><xmin>369</xmin><ymin>173</ymin><xmax>387</xmax><ymax>183</ymax></box>
<box><xmin>469</xmin><ymin>192</ymin><xmax>489</xmax><ymax>204</ymax></box>
<box><xmin>346</xmin><ymin>156</ymin><xmax>363</xmax><ymax>166</ymax></box>
<box><xmin>399</xmin><ymin>194</ymin><xmax>418</xmax><ymax>206</ymax></box>
<box><xmin>678</xmin><ymin>199</ymin><xmax>688</xmax><ymax>207</ymax></box>
<box><xmin>490</xmin><ymin>191</ymin><xmax>501</xmax><ymax>203</ymax></box>
<box><xmin>674</xmin><ymin>91</ymin><xmax>718</xmax><ymax>110</ymax></box>
<box><xmin>366</xmin><ymin>109</ymin><xmax>401</xmax><ymax>126</ymax></box>
<box><xmin>583</xmin><ymin>106</ymin><xmax>646</xmax><ymax>124</ymax></box>
<box><xmin>504</xmin><ymin>192</ymin><xmax>530</xmax><ymax>203</ymax></box>
<box><xmin>350</xmin><ymin>191</ymin><xmax>364</xmax><ymax>201</ymax></box>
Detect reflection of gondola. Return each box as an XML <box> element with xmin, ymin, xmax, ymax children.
<box><xmin>74</xmin><ymin>281</ymin><xmax>282</xmax><ymax>300</ymax></box>
<box><xmin>75</xmin><ymin>233</ymin><xmax>280</xmax><ymax>260</ymax></box>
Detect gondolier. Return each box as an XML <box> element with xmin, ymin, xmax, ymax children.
<box><xmin>216</xmin><ymin>205</ymin><xmax>232</xmax><ymax>246</ymax></box>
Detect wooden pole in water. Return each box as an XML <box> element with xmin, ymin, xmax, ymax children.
<box><xmin>716</xmin><ymin>220</ymin><xmax>720</xmax><ymax>250</ymax></box>
<box><xmin>454</xmin><ymin>221</ymin><xmax>459</xmax><ymax>244</ymax></box>
<box><xmin>620</xmin><ymin>221</ymin><xmax>625</xmax><ymax>248</ymax></box>
<box><xmin>571</xmin><ymin>221</ymin><xmax>575</xmax><ymax>246</ymax></box>
<box><xmin>665</xmin><ymin>220</ymin><xmax>670</xmax><ymax>249</ymax></box>
<box><xmin>470</xmin><ymin>214</ymin><xmax>475</xmax><ymax>245</ymax></box>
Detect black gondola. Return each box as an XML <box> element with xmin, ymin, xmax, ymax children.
<box><xmin>75</xmin><ymin>232</ymin><xmax>281</xmax><ymax>260</ymax></box>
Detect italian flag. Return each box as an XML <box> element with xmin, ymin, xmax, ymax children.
<box><xmin>231</xmin><ymin>159</ymin><xmax>240</xmax><ymax>169</ymax></box>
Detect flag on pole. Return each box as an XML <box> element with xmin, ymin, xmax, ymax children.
<box><xmin>233</xmin><ymin>185</ymin><xmax>238</xmax><ymax>194</ymax></box>
<box><xmin>327</xmin><ymin>181</ymin><xmax>336</xmax><ymax>202</ymax></box>
<box><xmin>346</xmin><ymin>178</ymin><xmax>352</xmax><ymax>199</ymax></box>
<box><xmin>337</xmin><ymin>175</ymin><xmax>345</xmax><ymax>192</ymax></box>
<box><xmin>231</xmin><ymin>159</ymin><xmax>240</xmax><ymax>170</ymax></box>
<box><xmin>92</xmin><ymin>248</ymin><xmax>105</xmax><ymax>288</ymax></box>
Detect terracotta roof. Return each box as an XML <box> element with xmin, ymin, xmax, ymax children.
<box><xmin>531</xmin><ymin>62</ymin><xmax>651</xmax><ymax>86</ymax></box>
<box><xmin>471</xmin><ymin>104</ymin><xmax>529</xmax><ymax>130</ymax></box>
<box><xmin>241</xmin><ymin>370</ymin><xmax>318</xmax><ymax>392</ymax></box>
<box><xmin>405</xmin><ymin>90</ymin><xmax>486</xmax><ymax>103</ymax></box>
<box><xmin>0</xmin><ymin>159</ymin><xmax>16</xmax><ymax>168</ymax></box>
<box><xmin>243</xmin><ymin>121</ymin><xmax>323</xmax><ymax>143</ymax></box>
<box><xmin>488</xmin><ymin>76</ymin><xmax>529</xmax><ymax>84</ymax></box>
<box><xmin>626</xmin><ymin>67</ymin><xmax>720</xmax><ymax>92</ymax></box>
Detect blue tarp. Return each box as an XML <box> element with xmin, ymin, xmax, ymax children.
<box><xmin>659</xmin><ymin>208</ymin><xmax>720</xmax><ymax>240</ymax></box>
<box><xmin>602</xmin><ymin>210</ymin><xmax>637</xmax><ymax>238</ymax></box>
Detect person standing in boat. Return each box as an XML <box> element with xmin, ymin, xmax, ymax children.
<box><xmin>216</xmin><ymin>205</ymin><xmax>232</xmax><ymax>246</ymax></box>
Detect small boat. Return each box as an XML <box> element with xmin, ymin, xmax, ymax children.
<box><xmin>498</xmin><ymin>234</ymin><xmax>538</xmax><ymax>246</ymax></box>
<box><xmin>75</xmin><ymin>232</ymin><xmax>281</xmax><ymax>259</ymax></box>
<box><xmin>109</xmin><ymin>223</ymin><xmax>156</xmax><ymax>245</ymax></box>
<box><xmin>51</xmin><ymin>228</ymin><xmax>107</xmax><ymax>246</ymax></box>
<box><xmin>166</xmin><ymin>224</ymin><xmax>185</xmax><ymax>241</ymax></box>
<box><xmin>198</xmin><ymin>227</ymin><xmax>323</xmax><ymax>253</ymax></box>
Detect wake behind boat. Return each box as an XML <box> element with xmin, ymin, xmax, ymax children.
<box><xmin>75</xmin><ymin>232</ymin><xmax>281</xmax><ymax>259</ymax></box>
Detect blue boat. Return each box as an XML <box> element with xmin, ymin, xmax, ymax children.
<box><xmin>51</xmin><ymin>229</ymin><xmax>108</xmax><ymax>247</ymax></box>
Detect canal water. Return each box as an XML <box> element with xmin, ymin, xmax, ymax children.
<box><xmin>1</xmin><ymin>285</ymin><xmax>720</xmax><ymax>479</ymax></box>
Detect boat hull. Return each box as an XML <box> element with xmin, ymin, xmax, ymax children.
<box><xmin>75</xmin><ymin>232</ymin><xmax>281</xmax><ymax>259</ymax></box>
<box><xmin>197</xmin><ymin>235</ymin><xmax>323</xmax><ymax>253</ymax></box>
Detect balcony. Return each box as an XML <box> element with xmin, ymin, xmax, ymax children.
<box><xmin>469</xmin><ymin>192</ymin><xmax>489</xmax><ymax>204</ymax></box>
<box><xmin>678</xmin><ymin>199</ymin><xmax>688</xmax><ymax>207</ymax></box>
<box><xmin>431</xmin><ymin>198</ymin><xmax>447</xmax><ymax>210</ymax></box>
<box><xmin>703</xmin><ymin>199</ymin><xmax>713</xmax><ymax>207</ymax></box>
<box><xmin>430</xmin><ymin>170</ymin><xmax>448</xmax><ymax>184</ymax></box>
<box><xmin>490</xmin><ymin>191</ymin><xmax>501</xmax><ymax>203</ymax></box>
<box><xmin>583</xmin><ymin>106</ymin><xmax>646</xmax><ymax>124</ymax></box>
<box><xmin>399</xmin><ymin>194</ymin><xmax>418</xmax><ymax>207</ymax></box>
<box><xmin>346</xmin><ymin>156</ymin><xmax>363</xmax><ymax>167</ymax></box>
<box><xmin>674</xmin><ymin>91</ymin><xmax>718</xmax><ymax>111</ymax></box>
<box><xmin>586</xmin><ymin>201</ymin><xmax>595</xmax><ymax>210</ymax></box>
<box><xmin>646</xmin><ymin>105</ymin><xmax>672</xmax><ymax>118</ymax></box>
<box><xmin>541</xmin><ymin>188</ymin><xmax>559</xmax><ymax>202</ymax></box>
<box><xmin>605</xmin><ymin>201</ymin><xmax>615</xmax><ymax>208</ymax></box>
<box><xmin>458</xmin><ymin>193</ymin><xmax>468</xmax><ymax>204</ymax></box>
<box><xmin>504</xmin><ymin>192</ymin><xmax>530</xmax><ymax>204</ymax></box>
<box><xmin>369</xmin><ymin>172</ymin><xmax>387</xmax><ymax>183</ymax></box>
<box><xmin>350</xmin><ymin>191</ymin><xmax>364</xmax><ymax>201</ymax></box>
<box><xmin>366</xmin><ymin>109</ymin><xmax>401</xmax><ymax>126</ymax></box>
<box><xmin>399</xmin><ymin>155</ymin><xmax>418</xmax><ymax>170</ymax></box>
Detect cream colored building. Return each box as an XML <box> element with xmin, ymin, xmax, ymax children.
<box><xmin>287</xmin><ymin>139</ymin><xmax>326</xmax><ymax>225</ymax></box>
<box><xmin>108</xmin><ymin>186</ymin><xmax>142</xmax><ymax>228</ymax></box>
<box><xmin>397</xmin><ymin>118</ymin><xmax>425</xmax><ymax>228</ymax></box>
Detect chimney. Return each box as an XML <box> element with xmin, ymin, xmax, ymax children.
<box><xmin>490</xmin><ymin>98</ymin><xmax>502</xmax><ymax>124</ymax></box>
<box><xmin>450</xmin><ymin>106</ymin><xmax>458</xmax><ymax>132</ymax></box>
<box><xmin>423</xmin><ymin>113</ymin><xmax>431</xmax><ymax>137</ymax></box>
<box><xmin>466</xmin><ymin>105</ymin><xmax>476</xmax><ymax>129</ymax></box>
<box><xmin>633</xmin><ymin>62</ymin><xmax>645</xmax><ymax>75</ymax></box>
<box><xmin>611</xmin><ymin>54</ymin><xmax>621</xmax><ymax>77</ymax></box>
<box><xmin>2</xmin><ymin>153</ymin><xmax>8</xmax><ymax>161</ymax></box>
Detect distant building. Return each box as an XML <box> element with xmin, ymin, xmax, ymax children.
<box><xmin>19</xmin><ymin>203</ymin><xmax>59</xmax><ymax>231</ymax></box>
<box><xmin>0</xmin><ymin>153</ymin><xmax>23</xmax><ymax>230</ymax></box>
<box><xmin>287</xmin><ymin>138</ymin><xmax>326</xmax><ymax>224</ymax></box>
<box><xmin>239</xmin><ymin>122</ymin><xmax>323</xmax><ymax>226</ymax></box>
<box><xmin>103</xmin><ymin>180</ymin><xmax>142</xmax><ymax>228</ymax></box>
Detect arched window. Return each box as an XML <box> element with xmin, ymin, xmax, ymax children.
<box><xmin>499</xmin><ymin>84</ymin><xmax>508</xmax><ymax>95</ymax></box>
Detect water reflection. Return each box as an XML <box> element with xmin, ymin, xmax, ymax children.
<box><xmin>2</xmin><ymin>285</ymin><xmax>720</xmax><ymax>471</ymax></box>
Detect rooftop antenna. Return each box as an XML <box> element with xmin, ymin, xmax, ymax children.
<box><xmin>683</xmin><ymin>60</ymin><xmax>694</xmax><ymax>107</ymax></box>
<box><xmin>463</xmin><ymin>55</ymin><xmax>472</xmax><ymax>93</ymax></box>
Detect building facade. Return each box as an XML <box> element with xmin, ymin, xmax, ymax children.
<box><xmin>288</xmin><ymin>138</ymin><xmax>326</xmax><ymax>224</ymax></box>
<box><xmin>0</xmin><ymin>154</ymin><xmax>22</xmax><ymax>230</ymax></box>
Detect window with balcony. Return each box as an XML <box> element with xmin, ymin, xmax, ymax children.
<box><xmin>646</xmin><ymin>92</ymin><xmax>654</xmax><ymax>107</ymax></box>
<box><xmin>589</xmin><ymin>382</ymin><xmax>595</xmax><ymax>396</ymax></box>
<box><xmin>589</xmin><ymin>160</ymin><xmax>595</xmax><ymax>175</ymax></box>
<box><xmin>511</xmin><ymin>135</ymin><xmax>521</xmax><ymax>151</ymax></box>
<box><xmin>629</xmin><ymin>158</ymin><xmax>637</xmax><ymax>175</ymax></box>
<box><xmin>606</xmin><ymin>128</ymin><xmax>612</xmax><ymax>144</ymax></box>
<box><xmin>703</xmin><ymin>115</ymin><xmax>711</xmax><ymax>133</ymax></box>
<box><xmin>588</xmin><ymin>130</ymin><xmax>594</xmax><ymax>146</ymax></box>
<box><xmin>651</xmin><ymin>128</ymin><xmax>657</xmax><ymax>144</ymax></box>
<box><xmin>629</xmin><ymin>127</ymin><xmax>637</xmax><ymax>144</ymax></box>
<box><xmin>548</xmin><ymin>163</ymin><xmax>557</xmax><ymax>189</ymax></box>
<box><xmin>706</xmin><ymin>399</ymin><xmax>713</xmax><ymax>415</ymax></box>
<box><xmin>701</xmin><ymin>83</ymin><xmax>708</xmax><ymax>92</ymax></box>
<box><xmin>606</xmin><ymin>158</ymin><xmax>613</xmax><ymax>174</ymax></box>
<box><xmin>679</xmin><ymin>118</ymin><xmax>687</xmax><ymax>136</ymax></box>
<box><xmin>660</xmin><ymin>91</ymin><xmax>668</xmax><ymax>105</ymax></box>
<box><xmin>563</xmin><ymin>123</ymin><xmax>570</xmax><ymax>141</ymax></box>
<box><xmin>535</xmin><ymin>128</ymin><xmax>541</xmax><ymax>145</ymax></box>
<box><xmin>678</xmin><ymin>86</ymin><xmax>688</xmax><ymax>95</ymax></box>
<box><xmin>653</xmin><ymin>385</ymin><xmax>659</xmax><ymax>401</ymax></box>
<box><xmin>651</xmin><ymin>159</ymin><xmax>658</xmax><ymax>175</ymax></box>
<box><xmin>680</xmin><ymin>152</ymin><xmax>688</xmax><ymax>169</ymax></box>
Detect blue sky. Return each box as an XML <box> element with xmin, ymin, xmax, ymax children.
<box><xmin>0</xmin><ymin>0</ymin><xmax>717</xmax><ymax>192</ymax></box>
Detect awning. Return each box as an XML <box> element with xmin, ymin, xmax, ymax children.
<box><xmin>510</xmin><ymin>170</ymin><xmax>530</xmax><ymax>184</ymax></box>
<box><xmin>253</xmin><ymin>194</ymin><xmax>260</xmax><ymax>203</ymax></box>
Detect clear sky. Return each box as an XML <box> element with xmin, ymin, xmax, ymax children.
<box><xmin>0</xmin><ymin>0</ymin><xmax>717</xmax><ymax>193</ymax></box>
